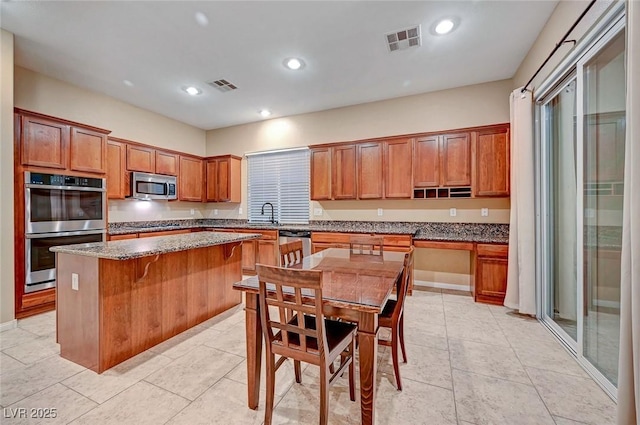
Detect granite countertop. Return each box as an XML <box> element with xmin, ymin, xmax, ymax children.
<box><xmin>108</xmin><ymin>219</ymin><xmax>510</xmax><ymax>244</ymax></box>
<box><xmin>51</xmin><ymin>231</ymin><xmax>261</xmax><ymax>260</ymax></box>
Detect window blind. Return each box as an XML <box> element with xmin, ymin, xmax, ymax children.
<box><xmin>247</xmin><ymin>148</ymin><xmax>310</xmax><ymax>224</ymax></box>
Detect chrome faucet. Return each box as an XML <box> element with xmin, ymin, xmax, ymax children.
<box><xmin>261</xmin><ymin>202</ymin><xmax>275</xmax><ymax>224</ymax></box>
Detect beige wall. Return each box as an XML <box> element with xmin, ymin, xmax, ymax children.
<box><xmin>1</xmin><ymin>30</ymin><xmax>15</xmax><ymax>325</ymax></box>
<box><xmin>14</xmin><ymin>67</ymin><xmax>207</xmax><ymax>156</ymax></box>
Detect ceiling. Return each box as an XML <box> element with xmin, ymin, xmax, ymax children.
<box><xmin>1</xmin><ymin>1</ymin><xmax>558</xmax><ymax>130</ymax></box>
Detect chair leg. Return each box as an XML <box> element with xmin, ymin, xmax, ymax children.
<box><xmin>399</xmin><ymin>314</ymin><xmax>407</xmax><ymax>363</ymax></box>
<box><xmin>391</xmin><ymin>325</ymin><xmax>403</xmax><ymax>391</ymax></box>
<box><xmin>348</xmin><ymin>339</ymin><xmax>356</xmax><ymax>402</ymax></box>
<box><xmin>294</xmin><ymin>360</ymin><xmax>302</xmax><ymax>383</ymax></box>
<box><xmin>265</xmin><ymin>353</ymin><xmax>276</xmax><ymax>425</ymax></box>
<box><xmin>319</xmin><ymin>364</ymin><xmax>330</xmax><ymax>425</ymax></box>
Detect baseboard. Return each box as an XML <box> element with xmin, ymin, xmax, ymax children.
<box><xmin>0</xmin><ymin>319</ymin><xmax>18</xmax><ymax>332</ymax></box>
<box><xmin>414</xmin><ymin>279</ymin><xmax>471</xmax><ymax>292</ymax></box>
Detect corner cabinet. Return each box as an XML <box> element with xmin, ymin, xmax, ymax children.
<box><xmin>473</xmin><ymin>125</ymin><xmax>510</xmax><ymax>197</ymax></box>
<box><xmin>474</xmin><ymin>244</ymin><xmax>509</xmax><ymax>305</ymax></box>
<box><xmin>206</xmin><ymin>155</ymin><xmax>241</xmax><ymax>202</ymax></box>
<box><xmin>179</xmin><ymin>156</ymin><xmax>204</xmax><ymax>202</ymax></box>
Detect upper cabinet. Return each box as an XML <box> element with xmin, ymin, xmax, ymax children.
<box><xmin>206</xmin><ymin>155</ymin><xmax>241</xmax><ymax>202</ymax></box>
<box><xmin>126</xmin><ymin>144</ymin><xmax>155</xmax><ymax>173</ymax></box>
<box><xmin>106</xmin><ymin>139</ymin><xmax>127</xmax><ymax>199</ymax></box>
<box><xmin>179</xmin><ymin>155</ymin><xmax>204</xmax><ymax>202</ymax></box>
<box><xmin>384</xmin><ymin>138</ymin><xmax>413</xmax><ymax>198</ymax></box>
<box><xmin>332</xmin><ymin>144</ymin><xmax>357</xmax><ymax>200</ymax></box>
<box><xmin>413</xmin><ymin>136</ymin><xmax>439</xmax><ymax>188</ymax></box>
<box><xmin>357</xmin><ymin>142</ymin><xmax>383</xmax><ymax>199</ymax></box>
<box><xmin>155</xmin><ymin>151</ymin><xmax>179</xmax><ymax>176</ymax></box>
<box><xmin>310</xmin><ymin>147</ymin><xmax>332</xmax><ymax>200</ymax></box>
<box><xmin>473</xmin><ymin>124</ymin><xmax>510</xmax><ymax>197</ymax></box>
<box><xmin>17</xmin><ymin>110</ymin><xmax>109</xmax><ymax>174</ymax></box>
<box><xmin>440</xmin><ymin>132</ymin><xmax>471</xmax><ymax>187</ymax></box>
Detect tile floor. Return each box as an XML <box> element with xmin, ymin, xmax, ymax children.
<box><xmin>0</xmin><ymin>289</ymin><xmax>617</xmax><ymax>425</ymax></box>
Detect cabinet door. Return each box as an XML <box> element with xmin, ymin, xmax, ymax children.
<box><xmin>69</xmin><ymin>127</ymin><xmax>107</xmax><ymax>174</ymax></box>
<box><xmin>126</xmin><ymin>145</ymin><xmax>155</xmax><ymax>173</ymax></box>
<box><xmin>257</xmin><ymin>240</ymin><xmax>278</xmax><ymax>266</ymax></box>
<box><xmin>216</xmin><ymin>158</ymin><xmax>231</xmax><ymax>201</ymax></box>
<box><xmin>155</xmin><ymin>151</ymin><xmax>179</xmax><ymax>176</ymax></box>
<box><xmin>474</xmin><ymin>126</ymin><xmax>510</xmax><ymax>197</ymax></box>
<box><xmin>332</xmin><ymin>144</ymin><xmax>357</xmax><ymax>199</ymax></box>
<box><xmin>476</xmin><ymin>257</ymin><xmax>508</xmax><ymax>305</ymax></box>
<box><xmin>107</xmin><ymin>140</ymin><xmax>127</xmax><ymax>199</ymax></box>
<box><xmin>179</xmin><ymin>156</ymin><xmax>204</xmax><ymax>201</ymax></box>
<box><xmin>441</xmin><ymin>133</ymin><xmax>471</xmax><ymax>186</ymax></box>
<box><xmin>384</xmin><ymin>138</ymin><xmax>413</xmax><ymax>198</ymax></box>
<box><xmin>241</xmin><ymin>239</ymin><xmax>257</xmax><ymax>273</ymax></box>
<box><xmin>357</xmin><ymin>142</ymin><xmax>383</xmax><ymax>199</ymax></box>
<box><xmin>413</xmin><ymin>136</ymin><xmax>439</xmax><ymax>187</ymax></box>
<box><xmin>21</xmin><ymin>114</ymin><xmax>69</xmax><ymax>169</ymax></box>
<box><xmin>206</xmin><ymin>159</ymin><xmax>219</xmax><ymax>202</ymax></box>
<box><xmin>310</xmin><ymin>148</ymin><xmax>332</xmax><ymax>200</ymax></box>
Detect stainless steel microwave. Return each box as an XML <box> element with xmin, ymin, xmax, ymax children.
<box><xmin>131</xmin><ymin>172</ymin><xmax>177</xmax><ymax>200</ymax></box>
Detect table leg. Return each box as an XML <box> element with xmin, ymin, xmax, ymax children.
<box><xmin>245</xmin><ymin>293</ymin><xmax>262</xmax><ymax>410</ymax></box>
<box><xmin>358</xmin><ymin>312</ymin><xmax>378</xmax><ymax>425</ymax></box>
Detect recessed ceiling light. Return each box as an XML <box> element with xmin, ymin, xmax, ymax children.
<box><xmin>283</xmin><ymin>58</ymin><xmax>305</xmax><ymax>70</ymax></box>
<box><xmin>123</xmin><ymin>79</ymin><xmax>134</xmax><ymax>87</ymax></box>
<box><xmin>183</xmin><ymin>86</ymin><xmax>202</xmax><ymax>96</ymax></box>
<box><xmin>435</xmin><ymin>19</ymin><xmax>455</xmax><ymax>35</ymax></box>
<box><xmin>259</xmin><ymin>109</ymin><xmax>272</xmax><ymax>118</ymax></box>
<box><xmin>194</xmin><ymin>11</ymin><xmax>209</xmax><ymax>27</ymax></box>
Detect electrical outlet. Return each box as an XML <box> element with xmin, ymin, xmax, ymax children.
<box><xmin>190</xmin><ymin>208</ymin><xmax>195</xmax><ymax>215</ymax></box>
<box><xmin>377</xmin><ymin>208</ymin><xmax>383</xmax><ymax>216</ymax></box>
<box><xmin>72</xmin><ymin>273</ymin><xmax>79</xmax><ymax>291</ymax></box>
<box><xmin>214</xmin><ymin>209</ymin><xmax>219</xmax><ymax>216</ymax></box>
<box><xmin>314</xmin><ymin>208</ymin><xmax>323</xmax><ymax>216</ymax></box>
<box><xmin>449</xmin><ymin>208</ymin><xmax>457</xmax><ymax>217</ymax></box>
<box><xmin>238</xmin><ymin>207</ymin><xmax>243</xmax><ymax>215</ymax></box>
<box><xmin>481</xmin><ymin>208</ymin><xmax>489</xmax><ymax>217</ymax></box>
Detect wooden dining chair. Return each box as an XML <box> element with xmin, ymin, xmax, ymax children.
<box><xmin>378</xmin><ymin>247</ymin><xmax>414</xmax><ymax>391</ymax></box>
<box><xmin>349</xmin><ymin>235</ymin><xmax>384</xmax><ymax>256</ymax></box>
<box><xmin>256</xmin><ymin>264</ymin><xmax>357</xmax><ymax>425</ymax></box>
<box><xmin>279</xmin><ymin>239</ymin><xmax>304</xmax><ymax>267</ymax></box>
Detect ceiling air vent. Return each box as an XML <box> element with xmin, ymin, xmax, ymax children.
<box><xmin>385</xmin><ymin>26</ymin><xmax>421</xmax><ymax>52</ymax></box>
<box><xmin>206</xmin><ymin>79</ymin><xmax>238</xmax><ymax>92</ymax></box>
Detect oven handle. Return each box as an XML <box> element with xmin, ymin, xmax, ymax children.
<box><xmin>25</xmin><ymin>230</ymin><xmax>106</xmax><ymax>239</ymax></box>
<box><xmin>25</xmin><ymin>183</ymin><xmax>105</xmax><ymax>192</ymax></box>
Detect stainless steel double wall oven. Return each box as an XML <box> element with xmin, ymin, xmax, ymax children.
<box><xmin>24</xmin><ymin>171</ymin><xmax>106</xmax><ymax>293</ymax></box>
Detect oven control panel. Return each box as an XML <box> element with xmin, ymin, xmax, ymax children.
<box><xmin>28</xmin><ymin>172</ymin><xmax>104</xmax><ymax>188</ymax></box>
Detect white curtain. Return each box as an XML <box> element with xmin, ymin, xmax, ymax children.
<box><xmin>505</xmin><ymin>89</ymin><xmax>536</xmax><ymax>315</ymax></box>
<box><xmin>617</xmin><ymin>1</ymin><xmax>640</xmax><ymax>422</ymax></box>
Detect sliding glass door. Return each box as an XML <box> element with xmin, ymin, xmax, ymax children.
<box><xmin>539</xmin><ymin>16</ymin><xmax>625</xmax><ymax>397</ymax></box>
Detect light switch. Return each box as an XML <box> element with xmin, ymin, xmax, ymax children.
<box><xmin>377</xmin><ymin>208</ymin><xmax>383</xmax><ymax>216</ymax></box>
<box><xmin>314</xmin><ymin>208</ymin><xmax>323</xmax><ymax>216</ymax></box>
<box><xmin>238</xmin><ymin>207</ymin><xmax>243</xmax><ymax>215</ymax></box>
<box><xmin>214</xmin><ymin>209</ymin><xmax>219</xmax><ymax>216</ymax></box>
<box><xmin>481</xmin><ymin>208</ymin><xmax>489</xmax><ymax>217</ymax></box>
<box><xmin>190</xmin><ymin>208</ymin><xmax>195</xmax><ymax>215</ymax></box>
<box><xmin>449</xmin><ymin>208</ymin><xmax>457</xmax><ymax>217</ymax></box>
<box><xmin>72</xmin><ymin>273</ymin><xmax>79</xmax><ymax>291</ymax></box>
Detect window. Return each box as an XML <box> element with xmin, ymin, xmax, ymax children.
<box><xmin>247</xmin><ymin>148</ymin><xmax>310</xmax><ymax>224</ymax></box>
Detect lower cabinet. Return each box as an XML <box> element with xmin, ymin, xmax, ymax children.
<box><xmin>212</xmin><ymin>228</ymin><xmax>278</xmax><ymax>274</ymax></box>
<box><xmin>474</xmin><ymin>244</ymin><xmax>509</xmax><ymax>305</ymax></box>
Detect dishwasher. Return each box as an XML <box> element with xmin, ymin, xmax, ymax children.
<box><xmin>278</xmin><ymin>230</ymin><xmax>312</xmax><ymax>259</ymax></box>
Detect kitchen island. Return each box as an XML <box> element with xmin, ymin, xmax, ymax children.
<box><xmin>50</xmin><ymin>231</ymin><xmax>260</xmax><ymax>373</ymax></box>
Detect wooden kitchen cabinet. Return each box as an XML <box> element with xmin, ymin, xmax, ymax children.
<box><xmin>216</xmin><ymin>229</ymin><xmax>277</xmax><ymax>274</ymax></box>
<box><xmin>474</xmin><ymin>125</ymin><xmax>510</xmax><ymax>197</ymax></box>
<box><xmin>69</xmin><ymin>127</ymin><xmax>107</xmax><ymax>174</ymax></box>
<box><xmin>332</xmin><ymin>144</ymin><xmax>357</xmax><ymax>200</ymax></box>
<box><xmin>108</xmin><ymin>233</ymin><xmax>138</xmax><ymax>241</ymax></box>
<box><xmin>441</xmin><ymin>132</ymin><xmax>471</xmax><ymax>187</ymax></box>
<box><xmin>107</xmin><ymin>140</ymin><xmax>127</xmax><ymax>199</ymax></box>
<box><xmin>20</xmin><ymin>113</ymin><xmax>69</xmax><ymax>170</ymax></box>
<box><xmin>155</xmin><ymin>150</ymin><xmax>179</xmax><ymax>176</ymax></box>
<box><xmin>413</xmin><ymin>136</ymin><xmax>440</xmax><ymax>188</ymax></box>
<box><xmin>357</xmin><ymin>142</ymin><xmax>383</xmax><ymax>199</ymax></box>
<box><xmin>179</xmin><ymin>156</ymin><xmax>204</xmax><ymax>202</ymax></box>
<box><xmin>138</xmin><ymin>229</ymin><xmax>191</xmax><ymax>237</ymax></box>
<box><xmin>206</xmin><ymin>155</ymin><xmax>241</xmax><ymax>202</ymax></box>
<box><xmin>126</xmin><ymin>144</ymin><xmax>155</xmax><ymax>173</ymax></box>
<box><xmin>310</xmin><ymin>147</ymin><xmax>332</xmax><ymax>200</ymax></box>
<box><xmin>474</xmin><ymin>243</ymin><xmax>509</xmax><ymax>305</ymax></box>
<box><xmin>384</xmin><ymin>138</ymin><xmax>413</xmax><ymax>198</ymax></box>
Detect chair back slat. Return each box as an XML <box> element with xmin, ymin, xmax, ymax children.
<box><xmin>257</xmin><ymin>264</ymin><xmax>328</xmax><ymax>360</ymax></box>
<box><xmin>280</xmin><ymin>240</ymin><xmax>304</xmax><ymax>267</ymax></box>
<box><xmin>394</xmin><ymin>247</ymin><xmax>415</xmax><ymax>317</ymax></box>
<box><xmin>349</xmin><ymin>235</ymin><xmax>384</xmax><ymax>256</ymax></box>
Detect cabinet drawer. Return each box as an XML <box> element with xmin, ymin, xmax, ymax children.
<box><xmin>311</xmin><ymin>232</ymin><xmax>351</xmax><ymax>244</ymax></box>
<box><xmin>476</xmin><ymin>244</ymin><xmax>509</xmax><ymax>257</ymax></box>
<box><xmin>382</xmin><ymin>235</ymin><xmax>412</xmax><ymax>247</ymax></box>
<box><xmin>138</xmin><ymin>229</ymin><xmax>190</xmax><ymax>238</ymax></box>
<box><xmin>109</xmin><ymin>233</ymin><xmax>138</xmax><ymax>241</ymax></box>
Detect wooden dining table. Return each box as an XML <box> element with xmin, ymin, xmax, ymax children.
<box><xmin>232</xmin><ymin>247</ymin><xmax>406</xmax><ymax>425</ymax></box>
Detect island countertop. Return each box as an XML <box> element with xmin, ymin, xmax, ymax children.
<box><xmin>50</xmin><ymin>231</ymin><xmax>261</xmax><ymax>260</ymax></box>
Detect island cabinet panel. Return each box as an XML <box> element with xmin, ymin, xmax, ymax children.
<box><xmin>57</xmin><ymin>243</ymin><xmax>243</xmax><ymax>373</ymax></box>
<box><xmin>413</xmin><ymin>136</ymin><xmax>440</xmax><ymax>187</ymax></box>
<box><xmin>332</xmin><ymin>144</ymin><xmax>357</xmax><ymax>199</ymax></box>
<box><xmin>70</xmin><ymin>127</ymin><xmax>107</xmax><ymax>174</ymax></box>
<box><xmin>384</xmin><ymin>138</ymin><xmax>413</xmax><ymax>198</ymax></box>
<box><xmin>357</xmin><ymin>142</ymin><xmax>383</xmax><ymax>199</ymax></box>
<box><xmin>474</xmin><ymin>125</ymin><xmax>510</xmax><ymax>197</ymax></box>
<box><xmin>126</xmin><ymin>144</ymin><xmax>155</xmax><ymax>173</ymax></box>
<box><xmin>310</xmin><ymin>147</ymin><xmax>332</xmax><ymax>200</ymax></box>
<box><xmin>107</xmin><ymin>140</ymin><xmax>127</xmax><ymax>199</ymax></box>
<box><xmin>20</xmin><ymin>114</ymin><xmax>69</xmax><ymax>169</ymax></box>
<box><xmin>441</xmin><ymin>133</ymin><xmax>471</xmax><ymax>187</ymax></box>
